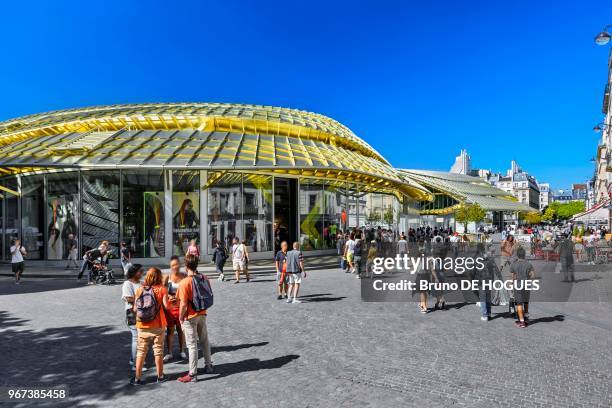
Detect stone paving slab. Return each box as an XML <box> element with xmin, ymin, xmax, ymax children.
<box><xmin>1</xmin><ymin>265</ymin><xmax>611</xmax><ymax>408</ymax></box>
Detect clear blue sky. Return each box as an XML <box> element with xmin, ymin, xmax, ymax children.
<box><xmin>1</xmin><ymin>1</ymin><xmax>611</xmax><ymax>189</ymax></box>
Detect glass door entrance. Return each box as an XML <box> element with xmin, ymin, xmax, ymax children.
<box><xmin>273</xmin><ymin>178</ymin><xmax>297</xmax><ymax>253</ymax></box>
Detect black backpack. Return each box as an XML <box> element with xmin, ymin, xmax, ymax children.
<box><xmin>354</xmin><ymin>240</ymin><xmax>363</xmax><ymax>256</ymax></box>
<box><xmin>191</xmin><ymin>274</ymin><xmax>214</xmax><ymax>312</ymax></box>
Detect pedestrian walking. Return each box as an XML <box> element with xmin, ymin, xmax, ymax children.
<box><xmin>122</xmin><ymin>264</ymin><xmax>144</xmax><ymax>372</ymax></box>
<box><xmin>120</xmin><ymin>241</ymin><xmax>131</xmax><ymax>276</ymax></box>
<box><xmin>130</xmin><ymin>267</ymin><xmax>169</xmax><ymax>385</ymax></box>
<box><xmin>275</xmin><ymin>241</ymin><xmax>289</xmax><ymax>299</ymax></box>
<box><xmin>163</xmin><ymin>256</ymin><xmax>187</xmax><ymax>362</ymax></box>
<box><xmin>177</xmin><ymin>254</ymin><xmax>214</xmax><ymax>383</ymax></box>
<box><xmin>365</xmin><ymin>241</ymin><xmax>378</xmax><ymax>279</ymax></box>
<box><xmin>212</xmin><ymin>241</ymin><xmax>227</xmax><ymax>281</ymax></box>
<box><xmin>557</xmin><ymin>234</ymin><xmax>575</xmax><ymax>282</ymax></box>
<box><xmin>286</xmin><ymin>242</ymin><xmax>305</xmax><ymax>304</ymax></box>
<box><xmin>65</xmin><ymin>234</ymin><xmax>79</xmax><ymax>269</ymax></box>
<box><xmin>344</xmin><ymin>233</ymin><xmax>356</xmax><ymax>274</ymax></box>
<box><xmin>10</xmin><ymin>238</ymin><xmax>26</xmax><ymax>284</ymax></box>
<box><xmin>231</xmin><ymin>237</ymin><xmax>249</xmax><ymax>283</ymax></box>
<box><xmin>510</xmin><ymin>247</ymin><xmax>535</xmax><ymax>328</ymax></box>
<box><xmin>186</xmin><ymin>239</ymin><xmax>200</xmax><ymax>258</ymax></box>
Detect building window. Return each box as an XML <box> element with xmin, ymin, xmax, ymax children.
<box><xmin>172</xmin><ymin>171</ymin><xmax>200</xmax><ymax>256</ymax></box>
<box><xmin>46</xmin><ymin>173</ymin><xmax>79</xmax><ymax>261</ymax></box>
<box><xmin>299</xmin><ymin>180</ymin><xmax>323</xmax><ymax>250</ymax></box>
<box><xmin>207</xmin><ymin>172</ymin><xmax>242</xmax><ymax>253</ymax></box>
<box><xmin>4</xmin><ymin>177</ymin><xmax>18</xmax><ymax>261</ymax></box>
<box><xmin>21</xmin><ymin>175</ymin><xmax>44</xmax><ymax>260</ymax></box>
<box><xmin>243</xmin><ymin>174</ymin><xmax>273</xmax><ymax>252</ymax></box>
<box><xmin>122</xmin><ymin>170</ymin><xmax>165</xmax><ymax>258</ymax></box>
<box><xmin>81</xmin><ymin>171</ymin><xmax>120</xmax><ymax>253</ymax></box>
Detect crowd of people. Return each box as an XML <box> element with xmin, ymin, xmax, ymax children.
<box><xmin>122</xmin><ymin>254</ymin><xmax>213</xmax><ymax>385</ymax></box>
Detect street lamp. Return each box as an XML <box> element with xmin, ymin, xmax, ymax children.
<box><xmin>593</xmin><ymin>123</ymin><xmax>608</xmax><ymax>132</ymax></box>
<box><xmin>595</xmin><ymin>25</ymin><xmax>612</xmax><ymax>45</ymax></box>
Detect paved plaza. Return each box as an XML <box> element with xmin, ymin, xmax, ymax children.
<box><xmin>1</xmin><ymin>262</ymin><xmax>612</xmax><ymax>408</ymax></box>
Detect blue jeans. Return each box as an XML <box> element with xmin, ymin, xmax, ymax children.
<box><xmin>128</xmin><ymin>325</ymin><xmax>138</xmax><ymax>366</ymax></box>
<box><xmin>478</xmin><ymin>289</ymin><xmax>491</xmax><ymax>317</ymax></box>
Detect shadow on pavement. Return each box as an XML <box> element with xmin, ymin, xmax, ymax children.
<box><xmin>212</xmin><ymin>342</ymin><xmax>268</xmax><ymax>354</ymax></box>
<box><xmin>0</xmin><ymin>277</ymin><xmax>105</xmax><ymax>296</ymax></box>
<box><xmin>194</xmin><ymin>355</ymin><xmax>300</xmax><ymax>381</ymax></box>
<box><xmin>528</xmin><ymin>314</ymin><xmax>565</xmax><ymax>325</ymax></box>
<box><xmin>302</xmin><ymin>296</ymin><xmax>346</xmax><ymax>303</ymax></box>
<box><xmin>0</xmin><ymin>311</ymin><xmax>287</xmax><ymax>407</ymax></box>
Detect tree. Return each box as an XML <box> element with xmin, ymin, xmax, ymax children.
<box><xmin>541</xmin><ymin>201</ymin><xmax>585</xmax><ymax>222</ymax></box>
<box><xmin>521</xmin><ymin>211</ymin><xmax>542</xmax><ymax>225</ymax></box>
<box><xmin>366</xmin><ymin>211</ymin><xmax>381</xmax><ymax>223</ymax></box>
<box><xmin>454</xmin><ymin>203</ymin><xmax>486</xmax><ymax>232</ymax></box>
<box><xmin>383</xmin><ymin>207</ymin><xmax>394</xmax><ymax>227</ymax></box>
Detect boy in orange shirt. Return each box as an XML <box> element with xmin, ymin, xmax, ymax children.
<box><xmin>130</xmin><ymin>267</ymin><xmax>168</xmax><ymax>386</ymax></box>
<box><xmin>177</xmin><ymin>254</ymin><xmax>213</xmax><ymax>382</ymax></box>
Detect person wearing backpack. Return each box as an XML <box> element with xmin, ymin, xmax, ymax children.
<box><xmin>130</xmin><ymin>267</ymin><xmax>169</xmax><ymax>386</ymax></box>
<box><xmin>122</xmin><ymin>264</ymin><xmax>144</xmax><ymax>372</ymax></box>
<box><xmin>177</xmin><ymin>254</ymin><xmax>214</xmax><ymax>383</ymax></box>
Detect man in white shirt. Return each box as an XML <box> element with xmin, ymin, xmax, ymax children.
<box><xmin>10</xmin><ymin>238</ymin><xmax>27</xmax><ymax>284</ymax></box>
<box><xmin>231</xmin><ymin>237</ymin><xmax>246</xmax><ymax>283</ymax></box>
<box><xmin>344</xmin><ymin>233</ymin><xmax>356</xmax><ymax>273</ymax></box>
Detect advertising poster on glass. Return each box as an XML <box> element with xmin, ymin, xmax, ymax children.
<box><xmin>172</xmin><ymin>192</ymin><xmax>200</xmax><ymax>256</ymax></box>
<box><xmin>46</xmin><ymin>196</ymin><xmax>78</xmax><ymax>260</ymax></box>
<box><xmin>143</xmin><ymin>192</ymin><xmax>165</xmax><ymax>258</ymax></box>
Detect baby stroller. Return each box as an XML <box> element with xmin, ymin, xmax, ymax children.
<box><xmin>90</xmin><ymin>260</ymin><xmax>116</xmax><ymax>285</ymax></box>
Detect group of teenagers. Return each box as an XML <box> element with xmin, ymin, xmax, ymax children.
<box><xmin>121</xmin><ymin>254</ymin><xmax>213</xmax><ymax>385</ymax></box>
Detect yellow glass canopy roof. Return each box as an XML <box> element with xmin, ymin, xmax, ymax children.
<box><xmin>0</xmin><ymin>103</ymin><xmax>432</xmax><ymax>201</ymax></box>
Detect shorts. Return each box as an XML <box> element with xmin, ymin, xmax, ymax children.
<box><xmin>136</xmin><ymin>327</ymin><xmax>165</xmax><ymax>358</ymax></box>
<box><xmin>346</xmin><ymin>253</ymin><xmax>354</xmax><ymax>262</ymax></box>
<box><xmin>288</xmin><ymin>272</ymin><xmax>302</xmax><ymax>284</ymax></box>
<box><xmin>164</xmin><ymin>307</ymin><xmax>180</xmax><ymax>327</ymax></box>
<box><xmin>11</xmin><ymin>262</ymin><xmax>24</xmax><ymax>275</ymax></box>
<box><xmin>276</xmin><ymin>270</ymin><xmax>288</xmax><ymax>284</ymax></box>
<box><xmin>233</xmin><ymin>260</ymin><xmax>245</xmax><ymax>271</ymax></box>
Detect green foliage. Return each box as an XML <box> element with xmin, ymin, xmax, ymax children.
<box><xmin>455</xmin><ymin>203</ymin><xmax>486</xmax><ymax>229</ymax></box>
<box><xmin>383</xmin><ymin>207</ymin><xmax>394</xmax><ymax>227</ymax></box>
<box><xmin>366</xmin><ymin>212</ymin><xmax>381</xmax><ymax>223</ymax></box>
<box><xmin>521</xmin><ymin>211</ymin><xmax>542</xmax><ymax>225</ymax></box>
<box><xmin>542</xmin><ymin>201</ymin><xmax>585</xmax><ymax>221</ymax></box>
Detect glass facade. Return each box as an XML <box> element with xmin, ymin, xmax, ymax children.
<box><xmin>81</xmin><ymin>171</ymin><xmax>120</xmax><ymax>253</ymax></box>
<box><xmin>207</xmin><ymin>173</ymin><xmax>242</xmax><ymax>252</ymax></box>
<box><xmin>243</xmin><ymin>174</ymin><xmax>272</xmax><ymax>252</ymax></box>
<box><xmin>172</xmin><ymin>170</ymin><xmax>200</xmax><ymax>256</ymax></box>
<box><xmin>299</xmin><ymin>181</ymin><xmax>323</xmax><ymax>250</ymax></box>
<box><xmin>4</xmin><ymin>177</ymin><xmax>18</xmax><ymax>261</ymax></box>
<box><xmin>122</xmin><ymin>170</ymin><xmax>165</xmax><ymax>258</ymax></box>
<box><xmin>46</xmin><ymin>173</ymin><xmax>79</xmax><ymax>260</ymax></box>
<box><xmin>21</xmin><ymin>175</ymin><xmax>44</xmax><ymax>260</ymax></box>
<box><xmin>0</xmin><ymin>170</ymin><xmax>411</xmax><ymax>261</ymax></box>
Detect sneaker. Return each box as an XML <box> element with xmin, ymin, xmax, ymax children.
<box><xmin>177</xmin><ymin>373</ymin><xmax>197</xmax><ymax>383</ymax></box>
<box><xmin>163</xmin><ymin>354</ymin><xmax>172</xmax><ymax>362</ymax></box>
<box><xmin>204</xmin><ymin>364</ymin><xmax>214</xmax><ymax>374</ymax></box>
<box><xmin>356</xmin><ymin>275</ymin><xmax>361</xmax><ymax>279</ymax></box>
<box><xmin>180</xmin><ymin>351</ymin><xmax>187</xmax><ymax>359</ymax></box>
<box><xmin>286</xmin><ymin>297</ymin><xmax>292</xmax><ymax>303</ymax></box>
<box><xmin>234</xmin><ymin>280</ymin><xmax>239</xmax><ymax>284</ymax></box>
<box><xmin>499</xmin><ymin>301</ymin><xmax>508</xmax><ymax>306</ymax></box>
<box><xmin>157</xmin><ymin>375</ymin><xmax>169</xmax><ymax>383</ymax></box>
<box><xmin>481</xmin><ymin>316</ymin><xmax>488</xmax><ymax>321</ymax></box>
<box><xmin>130</xmin><ymin>377</ymin><xmax>143</xmax><ymax>386</ymax></box>
<box><xmin>277</xmin><ymin>295</ymin><xmax>283</xmax><ymax>300</ymax></box>
<box><xmin>515</xmin><ymin>321</ymin><xmax>527</xmax><ymax>328</ymax></box>
<box><xmin>292</xmin><ymin>299</ymin><xmax>302</xmax><ymax>304</ymax></box>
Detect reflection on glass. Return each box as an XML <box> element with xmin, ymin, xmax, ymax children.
<box><xmin>4</xmin><ymin>177</ymin><xmax>18</xmax><ymax>260</ymax></box>
<box><xmin>47</xmin><ymin>173</ymin><xmax>79</xmax><ymax>260</ymax></box>
<box><xmin>243</xmin><ymin>174</ymin><xmax>272</xmax><ymax>252</ymax></box>
<box><xmin>123</xmin><ymin>170</ymin><xmax>165</xmax><ymax>258</ymax></box>
<box><xmin>21</xmin><ymin>175</ymin><xmax>44</xmax><ymax>260</ymax></box>
<box><xmin>322</xmin><ymin>184</ymin><xmax>344</xmax><ymax>249</ymax></box>
<box><xmin>81</xmin><ymin>171</ymin><xmax>120</xmax><ymax>253</ymax></box>
<box><xmin>173</xmin><ymin>170</ymin><xmax>200</xmax><ymax>256</ymax></box>
<box><xmin>207</xmin><ymin>172</ymin><xmax>242</xmax><ymax>253</ymax></box>
<box><xmin>299</xmin><ymin>181</ymin><xmax>323</xmax><ymax>251</ymax></box>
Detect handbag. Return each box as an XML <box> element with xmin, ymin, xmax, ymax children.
<box><xmin>126</xmin><ymin>306</ymin><xmax>137</xmax><ymax>326</ymax></box>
